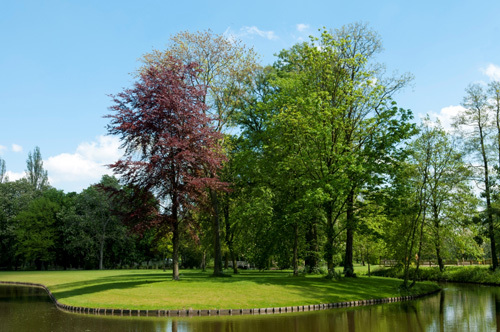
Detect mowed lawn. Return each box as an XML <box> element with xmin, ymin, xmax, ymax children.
<box><xmin>0</xmin><ymin>269</ymin><xmax>438</xmax><ymax>310</ymax></box>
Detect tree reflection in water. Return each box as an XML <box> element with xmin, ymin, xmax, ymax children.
<box><xmin>2</xmin><ymin>283</ymin><xmax>500</xmax><ymax>331</ymax></box>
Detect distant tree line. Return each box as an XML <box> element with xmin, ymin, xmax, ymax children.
<box><xmin>1</xmin><ymin>24</ymin><xmax>499</xmax><ymax>290</ymax></box>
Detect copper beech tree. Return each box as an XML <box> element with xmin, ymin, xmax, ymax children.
<box><xmin>106</xmin><ymin>57</ymin><xmax>226</xmax><ymax>280</ymax></box>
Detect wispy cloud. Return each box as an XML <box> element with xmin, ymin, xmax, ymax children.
<box><xmin>0</xmin><ymin>145</ymin><xmax>6</xmax><ymax>155</ymax></box>
<box><xmin>225</xmin><ymin>26</ymin><xmax>278</xmax><ymax>41</ymax></box>
<box><xmin>483</xmin><ymin>64</ymin><xmax>500</xmax><ymax>81</ymax></box>
<box><xmin>11</xmin><ymin>144</ymin><xmax>23</xmax><ymax>153</ymax></box>
<box><xmin>296</xmin><ymin>23</ymin><xmax>310</xmax><ymax>32</ymax></box>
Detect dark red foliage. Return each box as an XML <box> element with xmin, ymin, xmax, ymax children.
<box><xmin>106</xmin><ymin>56</ymin><xmax>227</xmax><ymax>224</ymax></box>
<box><xmin>100</xmin><ymin>183</ymin><xmax>162</xmax><ymax>235</ymax></box>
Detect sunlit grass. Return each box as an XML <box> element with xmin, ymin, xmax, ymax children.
<box><xmin>0</xmin><ymin>269</ymin><xmax>439</xmax><ymax>310</ymax></box>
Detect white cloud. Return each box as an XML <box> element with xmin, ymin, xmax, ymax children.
<box><xmin>483</xmin><ymin>64</ymin><xmax>500</xmax><ymax>81</ymax></box>
<box><xmin>44</xmin><ymin>135</ymin><xmax>122</xmax><ymax>192</ymax></box>
<box><xmin>225</xmin><ymin>26</ymin><xmax>278</xmax><ymax>41</ymax></box>
<box><xmin>296</xmin><ymin>23</ymin><xmax>309</xmax><ymax>32</ymax></box>
<box><xmin>0</xmin><ymin>145</ymin><xmax>6</xmax><ymax>155</ymax></box>
<box><xmin>11</xmin><ymin>144</ymin><xmax>23</xmax><ymax>152</ymax></box>
<box><xmin>427</xmin><ymin>105</ymin><xmax>466</xmax><ymax>132</ymax></box>
<box><xmin>5</xmin><ymin>170</ymin><xmax>25</xmax><ymax>181</ymax></box>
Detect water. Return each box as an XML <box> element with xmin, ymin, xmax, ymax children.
<box><xmin>1</xmin><ymin>283</ymin><xmax>499</xmax><ymax>331</ymax></box>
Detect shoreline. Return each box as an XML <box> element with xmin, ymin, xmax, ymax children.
<box><xmin>0</xmin><ymin>280</ymin><xmax>441</xmax><ymax>317</ymax></box>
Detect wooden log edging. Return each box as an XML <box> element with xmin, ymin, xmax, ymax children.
<box><xmin>0</xmin><ymin>281</ymin><xmax>440</xmax><ymax>317</ymax></box>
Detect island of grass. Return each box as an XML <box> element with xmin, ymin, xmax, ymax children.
<box><xmin>0</xmin><ymin>268</ymin><xmax>439</xmax><ymax>311</ymax></box>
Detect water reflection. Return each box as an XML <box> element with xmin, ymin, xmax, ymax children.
<box><xmin>1</xmin><ymin>283</ymin><xmax>499</xmax><ymax>331</ymax></box>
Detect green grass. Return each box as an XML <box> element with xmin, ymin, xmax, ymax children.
<box><xmin>0</xmin><ymin>269</ymin><xmax>439</xmax><ymax>310</ymax></box>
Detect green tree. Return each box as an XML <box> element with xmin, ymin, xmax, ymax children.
<box><xmin>0</xmin><ymin>179</ymin><xmax>36</xmax><ymax>269</ymax></box>
<box><xmin>26</xmin><ymin>146</ymin><xmax>48</xmax><ymax>191</ymax></box>
<box><xmin>270</xmin><ymin>26</ymin><xmax>414</xmax><ymax>277</ymax></box>
<box><xmin>454</xmin><ymin>83</ymin><xmax>497</xmax><ymax>269</ymax></box>
<box><xmin>488</xmin><ymin>81</ymin><xmax>500</xmax><ymax>171</ymax></box>
<box><xmin>78</xmin><ymin>176</ymin><xmax>123</xmax><ymax>270</ymax></box>
<box><xmin>407</xmin><ymin>119</ymin><xmax>477</xmax><ymax>283</ymax></box>
<box><xmin>14</xmin><ymin>188</ymin><xmax>65</xmax><ymax>269</ymax></box>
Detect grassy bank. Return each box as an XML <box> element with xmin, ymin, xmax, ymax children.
<box><xmin>372</xmin><ymin>265</ymin><xmax>500</xmax><ymax>285</ymax></box>
<box><xmin>0</xmin><ymin>269</ymin><xmax>438</xmax><ymax>310</ymax></box>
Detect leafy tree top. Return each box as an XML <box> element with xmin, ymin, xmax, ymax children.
<box><xmin>106</xmin><ymin>56</ymin><xmax>226</xmax><ymax>219</ymax></box>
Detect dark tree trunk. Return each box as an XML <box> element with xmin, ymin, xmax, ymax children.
<box><xmin>434</xmin><ymin>219</ymin><xmax>444</xmax><ymax>272</ymax></box>
<box><xmin>411</xmin><ymin>205</ymin><xmax>426</xmax><ymax>288</ymax></box>
<box><xmin>230</xmin><ymin>251</ymin><xmax>238</xmax><ymax>274</ymax></box>
<box><xmin>325</xmin><ymin>203</ymin><xmax>335</xmax><ymax>276</ymax></box>
<box><xmin>293</xmin><ymin>223</ymin><xmax>299</xmax><ymax>276</ymax></box>
<box><xmin>479</xmin><ymin>124</ymin><xmax>498</xmax><ymax>270</ymax></box>
<box><xmin>211</xmin><ymin>189</ymin><xmax>223</xmax><ymax>276</ymax></box>
<box><xmin>172</xmin><ymin>220</ymin><xmax>180</xmax><ymax>280</ymax></box>
<box><xmin>305</xmin><ymin>220</ymin><xmax>319</xmax><ymax>273</ymax></box>
<box><xmin>344</xmin><ymin>188</ymin><xmax>355</xmax><ymax>277</ymax></box>
<box><xmin>223</xmin><ymin>195</ymin><xmax>238</xmax><ymax>274</ymax></box>
<box><xmin>172</xmin><ymin>199</ymin><xmax>180</xmax><ymax>280</ymax></box>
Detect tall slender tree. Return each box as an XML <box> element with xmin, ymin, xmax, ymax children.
<box><xmin>26</xmin><ymin>146</ymin><xmax>48</xmax><ymax>191</ymax></box>
<box><xmin>454</xmin><ymin>83</ymin><xmax>497</xmax><ymax>269</ymax></box>
<box><xmin>107</xmin><ymin>57</ymin><xmax>226</xmax><ymax>280</ymax></box>
<box><xmin>0</xmin><ymin>158</ymin><xmax>6</xmax><ymax>183</ymax></box>
<box><xmin>489</xmin><ymin>81</ymin><xmax>500</xmax><ymax>172</ymax></box>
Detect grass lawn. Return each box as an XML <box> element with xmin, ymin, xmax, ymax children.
<box><xmin>0</xmin><ymin>268</ymin><xmax>439</xmax><ymax>310</ymax></box>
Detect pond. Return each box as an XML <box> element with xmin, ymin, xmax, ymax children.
<box><xmin>1</xmin><ymin>282</ymin><xmax>499</xmax><ymax>331</ymax></box>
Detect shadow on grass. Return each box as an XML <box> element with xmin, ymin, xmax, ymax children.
<box><xmin>53</xmin><ymin>279</ymin><xmax>165</xmax><ymax>300</ymax></box>
<box><xmin>48</xmin><ymin>269</ymin><xmax>416</xmax><ymax>305</ymax></box>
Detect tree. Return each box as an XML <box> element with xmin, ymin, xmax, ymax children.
<box><xmin>454</xmin><ymin>83</ymin><xmax>497</xmax><ymax>269</ymax></box>
<box><xmin>14</xmin><ymin>188</ymin><xmax>65</xmax><ymax>270</ymax></box>
<box><xmin>489</xmin><ymin>81</ymin><xmax>500</xmax><ymax>171</ymax></box>
<box><xmin>79</xmin><ymin>176</ymin><xmax>123</xmax><ymax>270</ymax></box>
<box><xmin>26</xmin><ymin>146</ymin><xmax>48</xmax><ymax>191</ymax></box>
<box><xmin>0</xmin><ymin>158</ymin><xmax>6</xmax><ymax>183</ymax></box>
<box><xmin>0</xmin><ymin>179</ymin><xmax>36</xmax><ymax>269</ymax></box>
<box><xmin>421</xmin><ymin>121</ymin><xmax>475</xmax><ymax>271</ymax></box>
<box><xmin>142</xmin><ymin>30</ymin><xmax>259</xmax><ymax>276</ymax></box>
<box><xmin>270</xmin><ymin>25</ymin><xmax>414</xmax><ymax>277</ymax></box>
<box><xmin>106</xmin><ymin>57</ymin><xmax>226</xmax><ymax>280</ymax></box>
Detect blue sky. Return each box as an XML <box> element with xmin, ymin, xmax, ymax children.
<box><xmin>1</xmin><ymin>0</ymin><xmax>499</xmax><ymax>192</ymax></box>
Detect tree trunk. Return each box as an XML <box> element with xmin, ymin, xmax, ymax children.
<box><xmin>411</xmin><ymin>205</ymin><xmax>426</xmax><ymax>288</ymax></box>
<box><xmin>172</xmin><ymin>219</ymin><xmax>180</xmax><ymax>280</ymax></box>
<box><xmin>325</xmin><ymin>203</ymin><xmax>335</xmax><ymax>276</ymax></box>
<box><xmin>293</xmin><ymin>222</ymin><xmax>299</xmax><ymax>276</ymax></box>
<box><xmin>99</xmin><ymin>234</ymin><xmax>105</xmax><ymax>270</ymax></box>
<box><xmin>344</xmin><ymin>188</ymin><xmax>355</xmax><ymax>277</ymax></box>
<box><xmin>223</xmin><ymin>197</ymin><xmax>238</xmax><ymax>274</ymax></box>
<box><xmin>230</xmin><ymin>251</ymin><xmax>238</xmax><ymax>274</ymax></box>
<box><xmin>201</xmin><ymin>250</ymin><xmax>206</xmax><ymax>272</ymax></box>
<box><xmin>172</xmin><ymin>198</ymin><xmax>180</xmax><ymax>280</ymax></box>
<box><xmin>479</xmin><ymin>124</ymin><xmax>498</xmax><ymax>270</ymax></box>
<box><xmin>305</xmin><ymin>219</ymin><xmax>319</xmax><ymax>273</ymax></box>
<box><xmin>210</xmin><ymin>189</ymin><xmax>223</xmax><ymax>276</ymax></box>
<box><xmin>434</xmin><ymin>219</ymin><xmax>444</xmax><ymax>272</ymax></box>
